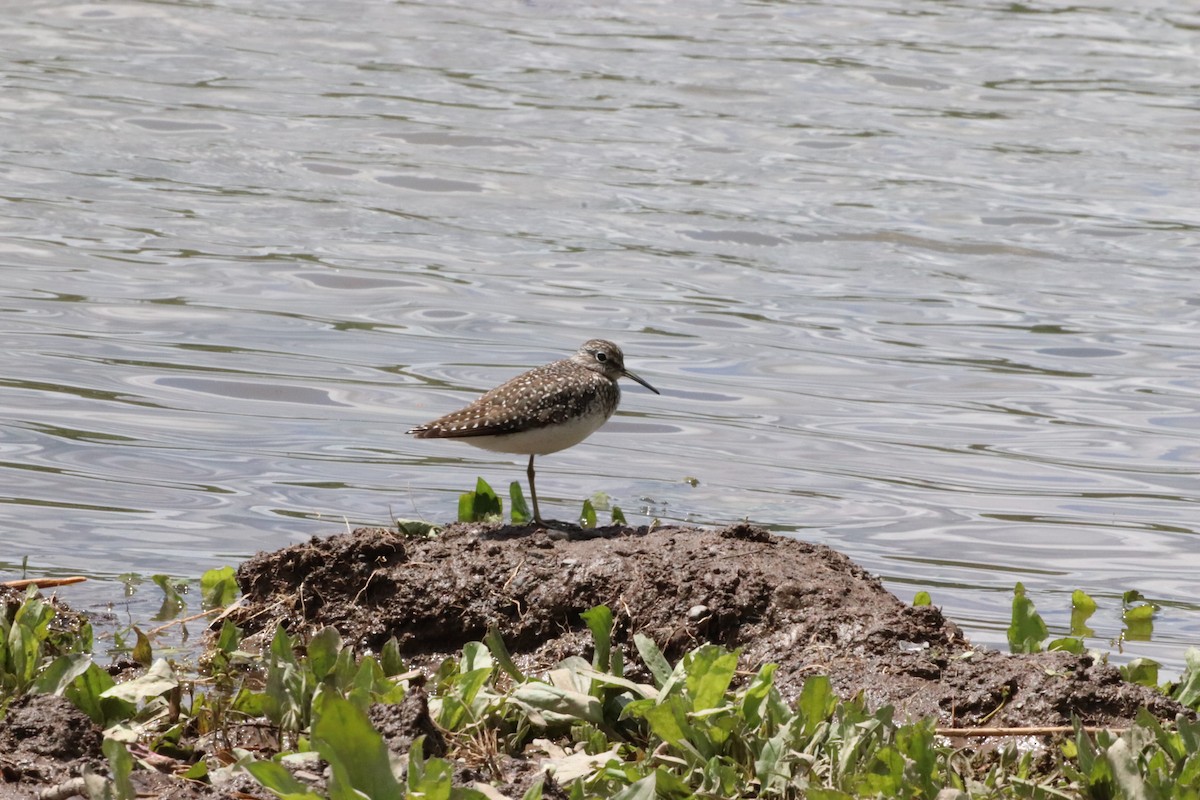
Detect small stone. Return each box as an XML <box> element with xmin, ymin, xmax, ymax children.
<box><xmin>687</xmin><ymin>604</ymin><xmax>709</xmax><ymax>620</ymax></box>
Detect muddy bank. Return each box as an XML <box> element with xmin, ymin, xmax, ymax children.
<box><xmin>1</xmin><ymin>522</ymin><xmax>1186</xmax><ymax>798</ymax></box>
<box><xmin>234</xmin><ymin>522</ymin><xmax>1183</xmax><ymax>729</ymax></box>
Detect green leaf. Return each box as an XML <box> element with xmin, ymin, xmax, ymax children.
<box><xmin>1104</xmin><ymin>736</ymin><xmax>1148</xmax><ymax>800</ymax></box>
<box><xmin>647</xmin><ymin>767</ymin><xmax>692</xmax><ymax>799</ymax></box>
<box><xmin>215</xmin><ymin>619</ymin><xmax>242</xmax><ymax>654</ymax></box>
<box><xmin>912</xmin><ymin>591</ymin><xmax>931</xmax><ymax>607</ymax></box>
<box><xmin>756</xmin><ymin>717</ymin><xmax>795</xmax><ymax>792</ymax></box>
<box><xmin>511</xmin><ymin>682</ymin><xmax>604</xmax><ymax>726</ymax></box>
<box><xmin>740</xmin><ymin>662</ymin><xmax>779</xmax><ymax>728</ymax></box>
<box><xmin>350</xmin><ymin>656</ymin><xmax>384</xmax><ymax>707</ymax></box>
<box><xmin>858</xmin><ymin>744</ymin><xmax>905</xmax><ymax>794</ymax></box>
<box><xmin>200</xmin><ymin>566</ymin><xmax>239</xmax><ymax>608</ymax></box>
<box><xmin>1008</xmin><ymin>582</ymin><xmax>1048</xmax><ymax>654</ymax></box>
<box><xmin>576</xmin><ymin>666</ymin><xmax>655</xmax><ymax>700</ymax></box>
<box><xmin>457</xmin><ymin>491</ymin><xmax>475</xmax><ymax>523</ymax></box>
<box><xmin>307</xmin><ymin>626</ymin><xmax>344</xmax><ymax>681</ymax></box>
<box><xmin>634</xmin><ymin>634</ymin><xmax>672</xmax><ymax>688</ymax></box>
<box><xmin>1047</xmin><ymin>636</ymin><xmax>1086</xmax><ymax>654</ymax></box>
<box><xmin>460</xmin><ymin>640</ymin><xmax>493</xmax><ymax>674</ymax></box>
<box><xmin>1171</xmin><ymin>648</ymin><xmax>1200</xmax><ymax>708</ymax></box>
<box><xmin>33</xmin><ymin>652</ymin><xmax>93</xmax><ymax>696</ymax></box>
<box><xmin>895</xmin><ymin>719</ymin><xmax>939</xmax><ymax>794</ymax></box>
<box><xmin>311</xmin><ymin>694</ymin><xmax>403</xmax><ymax>800</ymax></box>
<box><xmin>484</xmin><ymin>625</ymin><xmax>525</xmax><ymax>683</ymax></box>
<box><xmin>581</xmin><ymin>605</ymin><xmax>613</xmax><ymax>675</ymax></box>
<box><xmin>100</xmin><ymin>658</ymin><xmax>178</xmax><ymax>704</ymax></box>
<box><xmin>435</xmin><ymin>695</ymin><xmax>467</xmax><ymax>733</ymax></box>
<box><xmin>472</xmin><ymin>477</ymin><xmax>502</xmax><ymax>521</ymax></box>
<box><xmin>509</xmin><ymin>481</ymin><xmax>531</xmax><ymax>524</ymax></box>
<box><xmin>409</xmin><ymin>756</ymin><xmax>454</xmax><ymax>800</ymax></box>
<box><xmin>331</xmin><ymin>646</ymin><xmax>358</xmax><ymax>693</ymax></box>
<box><xmin>641</xmin><ymin>696</ymin><xmax>694</xmax><ymax>751</ymax></box>
<box><xmin>6</xmin><ymin>591</ymin><xmax>54</xmax><ymax>687</ymax></box>
<box><xmin>394</xmin><ymin>518</ymin><xmax>440</xmax><ymax>537</ymax></box>
<box><xmin>611</xmin><ymin>505</ymin><xmax>627</xmax><ymax>525</ymax></box>
<box><xmin>13</xmin><ymin>588</ymin><xmax>53</xmax><ymax>638</ymax></box>
<box><xmin>1122</xmin><ymin>589</ymin><xmax>1147</xmax><ymax>606</ymax></box>
<box><xmin>1070</xmin><ymin>589</ymin><xmax>1097</xmax><ymax>637</ymax></box>
<box><xmin>264</xmin><ymin>626</ymin><xmax>313</xmax><ymax>733</ymax></box>
<box><xmin>610</xmin><ymin>773</ymin><xmax>658</xmax><ymax>800</ymax></box>
<box><xmin>245</xmin><ymin>759</ymin><xmax>324</xmax><ymax>799</ymax></box>
<box><xmin>1177</xmin><ymin>713</ymin><xmax>1200</xmax><ymax>760</ymax></box>
<box><xmin>1120</xmin><ymin>658</ymin><xmax>1160</xmax><ymax>688</ymax></box>
<box><xmin>103</xmin><ymin>738</ymin><xmax>136</xmax><ymax>800</ymax></box>
<box><xmin>1123</xmin><ymin>606</ymin><xmax>1155</xmax><ymax>642</ymax></box>
<box><xmin>797</xmin><ymin>674</ymin><xmax>835</xmax><ymax>736</ymax></box>
<box><xmin>408</xmin><ymin>734</ymin><xmax>427</xmax><ymax>787</ymax></box>
<box><xmin>130</xmin><ymin>626</ymin><xmax>152</xmax><ymax>666</ymax></box>
<box><xmin>1123</xmin><ymin>604</ymin><xmax>1156</xmax><ymax>621</ymax></box>
<box><xmin>381</xmin><ymin>637</ymin><xmax>406</xmax><ymax>677</ymax></box>
<box><xmin>1071</xmin><ymin>588</ymin><xmax>1097</xmax><ymax>613</ymax></box>
<box><xmin>151</xmin><ymin>574</ymin><xmax>186</xmax><ymax>620</ymax></box>
<box><xmin>66</xmin><ymin>663</ymin><xmax>135</xmax><ymax>728</ymax></box>
<box><xmin>269</xmin><ymin>625</ymin><xmax>297</xmax><ymax>665</ymax></box>
<box><xmin>520</xmin><ymin>778</ymin><xmax>546</xmax><ymax>800</ymax></box>
<box><xmin>684</xmin><ymin>646</ymin><xmax>739</xmax><ymax>711</ymax></box>
<box><xmin>438</xmin><ymin>668</ymin><xmax>491</xmax><ymax>729</ymax></box>
<box><xmin>580</xmin><ymin>498</ymin><xmax>597</xmax><ymax>528</ymax></box>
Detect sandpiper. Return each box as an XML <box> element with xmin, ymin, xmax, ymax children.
<box><xmin>407</xmin><ymin>339</ymin><xmax>659</xmax><ymax>525</ymax></box>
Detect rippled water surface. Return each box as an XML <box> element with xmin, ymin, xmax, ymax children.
<box><xmin>3</xmin><ymin>0</ymin><xmax>1198</xmax><ymax>667</ymax></box>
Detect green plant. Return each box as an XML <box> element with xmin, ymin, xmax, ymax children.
<box><xmin>1163</xmin><ymin>648</ymin><xmax>1200</xmax><ymax>710</ymax></box>
<box><xmin>151</xmin><ymin>574</ymin><xmax>187</xmax><ymax>620</ymax></box>
<box><xmin>580</xmin><ymin>498</ymin><xmax>598</xmax><ymax>528</ymax></box>
<box><xmin>1009</xmin><ymin>584</ymin><xmax>1111</xmax><ymax>655</ymax></box>
<box><xmin>1120</xmin><ymin>590</ymin><xmax>1159</xmax><ymax>643</ymax></box>
<box><xmin>458</xmin><ymin>477</ymin><xmax>636</xmax><ymax>526</ymax></box>
<box><xmin>12</xmin><ymin>570</ymin><xmax>1200</xmax><ymax>799</ymax></box>
<box><xmin>1062</xmin><ymin>709</ymin><xmax>1200</xmax><ymax>798</ymax></box>
<box><xmin>509</xmin><ymin>481</ymin><xmax>531</xmax><ymax>524</ymax></box>
<box><xmin>1</xmin><ymin>587</ymin><xmax>99</xmax><ymax>717</ymax></box>
<box><xmin>201</xmin><ymin>566</ymin><xmax>239</xmax><ymax>608</ymax></box>
<box><xmin>459</xmin><ymin>477</ymin><xmax>504</xmax><ymax>523</ymax></box>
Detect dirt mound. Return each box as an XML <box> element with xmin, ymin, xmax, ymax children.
<box><xmin>0</xmin><ymin>693</ymin><xmax>104</xmax><ymax>792</ymax></box>
<box><xmin>0</xmin><ymin>522</ymin><xmax>1184</xmax><ymax>798</ymax></box>
<box><xmin>233</xmin><ymin>522</ymin><xmax>1184</xmax><ymax>729</ymax></box>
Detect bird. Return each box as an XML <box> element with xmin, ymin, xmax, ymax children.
<box><xmin>407</xmin><ymin>339</ymin><xmax>659</xmax><ymax>525</ymax></box>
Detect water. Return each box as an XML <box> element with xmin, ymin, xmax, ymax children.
<box><xmin>2</xmin><ymin>0</ymin><xmax>1198</xmax><ymax>670</ymax></box>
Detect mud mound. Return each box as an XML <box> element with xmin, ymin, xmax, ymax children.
<box><xmin>0</xmin><ymin>690</ymin><xmax>106</xmax><ymax>796</ymax></box>
<box><xmin>0</xmin><ymin>693</ymin><xmax>103</xmax><ymax>791</ymax></box>
<box><xmin>0</xmin><ymin>692</ymin><xmax>268</xmax><ymax>800</ymax></box>
<box><xmin>233</xmin><ymin>522</ymin><xmax>1185</xmax><ymax>729</ymax></box>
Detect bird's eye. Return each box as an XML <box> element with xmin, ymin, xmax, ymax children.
<box><xmin>594</xmin><ymin>351</ymin><xmax>608</xmax><ymax>362</ymax></box>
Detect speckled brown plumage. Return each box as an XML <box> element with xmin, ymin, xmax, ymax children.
<box><xmin>408</xmin><ymin>339</ymin><xmax>659</xmax><ymax>525</ymax></box>
<box><xmin>408</xmin><ymin>356</ymin><xmax>619</xmax><ymax>441</ymax></box>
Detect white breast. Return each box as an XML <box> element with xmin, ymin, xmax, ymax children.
<box><xmin>458</xmin><ymin>410</ymin><xmax>611</xmax><ymax>456</ymax></box>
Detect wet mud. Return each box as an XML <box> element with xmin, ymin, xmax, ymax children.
<box><xmin>235</xmin><ymin>522</ymin><xmax>1182</xmax><ymax>729</ymax></box>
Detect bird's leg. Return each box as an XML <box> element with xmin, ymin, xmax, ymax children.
<box><xmin>527</xmin><ymin>454</ymin><xmax>544</xmax><ymax>526</ymax></box>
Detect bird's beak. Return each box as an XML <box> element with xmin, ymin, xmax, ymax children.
<box><xmin>623</xmin><ymin>368</ymin><xmax>660</xmax><ymax>395</ymax></box>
